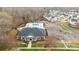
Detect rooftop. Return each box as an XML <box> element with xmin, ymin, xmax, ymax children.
<box><xmin>17</xmin><ymin>28</ymin><xmax>46</xmax><ymax>37</ymax></box>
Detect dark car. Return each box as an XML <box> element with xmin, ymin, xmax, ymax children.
<box><xmin>17</xmin><ymin>28</ymin><xmax>47</xmax><ymax>41</ymax></box>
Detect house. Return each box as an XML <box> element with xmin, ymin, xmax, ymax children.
<box><xmin>43</xmin><ymin>10</ymin><xmax>59</xmax><ymax>22</ymax></box>
<box><xmin>43</xmin><ymin>10</ymin><xmax>68</xmax><ymax>22</ymax></box>
<box><xmin>69</xmin><ymin>14</ymin><xmax>79</xmax><ymax>28</ymax></box>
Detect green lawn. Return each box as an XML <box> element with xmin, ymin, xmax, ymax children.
<box><xmin>19</xmin><ymin>47</ymin><xmax>79</xmax><ymax>51</ymax></box>
<box><xmin>57</xmin><ymin>43</ymin><xmax>66</xmax><ymax>48</ymax></box>
<box><xmin>17</xmin><ymin>42</ymin><xmax>79</xmax><ymax>51</ymax></box>
<box><xmin>17</xmin><ymin>43</ymin><xmax>28</xmax><ymax>47</ymax></box>
<box><xmin>68</xmin><ymin>44</ymin><xmax>79</xmax><ymax>48</ymax></box>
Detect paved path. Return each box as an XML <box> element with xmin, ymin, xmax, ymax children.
<box><xmin>27</xmin><ymin>41</ymin><xmax>32</xmax><ymax>48</ymax></box>
<box><xmin>60</xmin><ymin>40</ymin><xmax>68</xmax><ymax>48</ymax></box>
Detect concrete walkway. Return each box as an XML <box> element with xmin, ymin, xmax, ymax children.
<box><xmin>60</xmin><ymin>40</ymin><xmax>68</xmax><ymax>48</ymax></box>
<box><xmin>27</xmin><ymin>41</ymin><xmax>32</xmax><ymax>48</ymax></box>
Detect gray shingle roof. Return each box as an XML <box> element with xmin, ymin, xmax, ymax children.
<box><xmin>17</xmin><ymin>28</ymin><xmax>46</xmax><ymax>37</ymax></box>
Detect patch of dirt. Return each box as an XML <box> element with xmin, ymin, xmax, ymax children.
<box><xmin>43</xmin><ymin>36</ymin><xmax>60</xmax><ymax>48</ymax></box>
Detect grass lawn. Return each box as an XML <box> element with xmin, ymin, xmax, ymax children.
<box><xmin>32</xmin><ymin>42</ymin><xmax>43</xmax><ymax>47</ymax></box>
<box><xmin>17</xmin><ymin>42</ymin><xmax>79</xmax><ymax>51</ymax></box>
<box><xmin>68</xmin><ymin>44</ymin><xmax>79</xmax><ymax>48</ymax></box>
<box><xmin>17</xmin><ymin>43</ymin><xmax>28</xmax><ymax>47</ymax></box>
<box><xmin>56</xmin><ymin>43</ymin><xmax>66</xmax><ymax>48</ymax></box>
<box><xmin>19</xmin><ymin>47</ymin><xmax>79</xmax><ymax>51</ymax></box>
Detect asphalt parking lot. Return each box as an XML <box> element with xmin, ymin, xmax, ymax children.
<box><xmin>45</xmin><ymin>21</ymin><xmax>79</xmax><ymax>48</ymax></box>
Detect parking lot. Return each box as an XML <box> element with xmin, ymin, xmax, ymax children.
<box><xmin>45</xmin><ymin>21</ymin><xmax>79</xmax><ymax>48</ymax></box>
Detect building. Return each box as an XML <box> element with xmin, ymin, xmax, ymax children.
<box><xmin>69</xmin><ymin>14</ymin><xmax>79</xmax><ymax>28</ymax></box>
<box><xmin>43</xmin><ymin>10</ymin><xmax>59</xmax><ymax>22</ymax></box>
<box><xmin>17</xmin><ymin>22</ymin><xmax>47</xmax><ymax>41</ymax></box>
